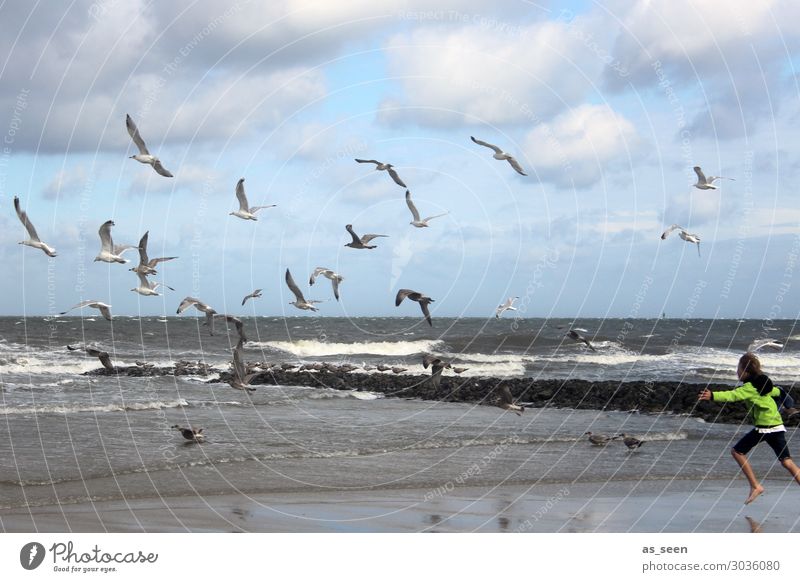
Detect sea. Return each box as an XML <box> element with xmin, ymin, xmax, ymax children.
<box><xmin>1</xmin><ymin>316</ymin><xmax>799</xmax><ymax>525</ymax></box>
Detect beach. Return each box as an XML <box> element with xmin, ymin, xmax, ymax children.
<box><xmin>4</xmin><ymin>479</ymin><xmax>800</xmax><ymax>533</ymax></box>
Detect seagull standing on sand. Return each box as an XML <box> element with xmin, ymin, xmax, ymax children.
<box><xmin>345</xmin><ymin>224</ymin><xmax>388</xmax><ymax>249</ymax></box>
<box><xmin>354</xmin><ymin>159</ymin><xmax>407</xmax><ymax>188</ymax></box>
<box><xmin>241</xmin><ymin>289</ymin><xmax>262</xmax><ymax>306</ymax></box>
<box><xmin>95</xmin><ymin>220</ymin><xmax>138</xmax><ymax>264</ymax></box>
<box><xmin>660</xmin><ymin>224</ymin><xmax>701</xmax><ymax>257</ymax></box>
<box><xmin>405</xmin><ymin>191</ymin><xmax>448</xmax><ymax>228</ymax></box>
<box><xmin>286</xmin><ymin>268</ymin><xmax>322</xmax><ymax>311</ymax></box>
<box><xmin>470</xmin><ymin>136</ymin><xmax>527</xmax><ymax>176</ymax></box>
<box><xmin>131</xmin><ymin>272</ymin><xmax>174</xmax><ymax>296</ymax></box>
<box><xmin>130</xmin><ymin>231</ymin><xmax>177</xmax><ymax>275</ymax></box>
<box><xmin>67</xmin><ymin>344</ymin><xmax>114</xmax><ymax>371</ymax></box>
<box><xmin>14</xmin><ymin>196</ymin><xmax>57</xmax><ymax>257</ymax></box>
<box><xmin>227</xmin><ymin>338</ymin><xmax>257</xmax><ymax>392</ymax></box>
<box><xmin>584</xmin><ymin>431</ymin><xmax>618</xmax><ymax>446</ymax></box>
<box><xmin>309</xmin><ymin>268</ymin><xmax>344</xmax><ymax>301</ymax></box>
<box><xmin>567</xmin><ymin>330</ymin><xmax>596</xmax><ymax>352</ymax></box>
<box><xmin>172</xmin><ymin>425</ymin><xmax>205</xmax><ymax>442</ymax></box>
<box><xmin>126</xmin><ymin>114</ymin><xmax>173</xmax><ymax>177</ymax></box>
<box><xmin>693</xmin><ymin>166</ymin><xmax>734</xmax><ymax>190</ymax></box>
<box><xmin>176</xmin><ymin>297</ymin><xmax>217</xmax><ymax>334</ymax></box>
<box><xmin>395</xmin><ymin>289</ymin><xmax>435</xmax><ymax>326</ymax></box>
<box><xmin>60</xmin><ymin>300</ymin><xmax>112</xmax><ymax>321</ymax></box>
<box><xmin>496</xmin><ymin>385</ymin><xmax>524</xmax><ymax>415</ymax></box>
<box><xmin>496</xmin><ymin>297</ymin><xmax>519</xmax><ymax>318</ymax></box>
<box><xmin>230</xmin><ymin>178</ymin><xmax>276</xmax><ymax>221</ymax></box>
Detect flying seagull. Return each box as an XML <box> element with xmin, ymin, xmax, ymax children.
<box><xmin>126</xmin><ymin>114</ymin><xmax>173</xmax><ymax>177</ymax></box>
<box><xmin>345</xmin><ymin>224</ymin><xmax>388</xmax><ymax>249</ymax></box>
<box><xmin>176</xmin><ymin>296</ymin><xmax>217</xmax><ymax>334</ymax></box>
<box><xmin>309</xmin><ymin>268</ymin><xmax>344</xmax><ymax>301</ymax></box>
<box><xmin>693</xmin><ymin>166</ymin><xmax>734</xmax><ymax>190</ymax></box>
<box><xmin>227</xmin><ymin>338</ymin><xmax>257</xmax><ymax>391</ymax></box>
<box><xmin>130</xmin><ymin>231</ymin><xmax>177</xmax><ymax>275</ymax></box>
<box><xmin>496</xmin><ymin>385</ymin><xmax>524</xmax><ymax>416</ymax></box>
<box><xmin>14</xmin><ymin>196</ymin><xmax>57</xmax><ymax>257</ymax></box>
<box><xmin>67</xmin><ymin>344</ymin><xmax>114</xmax><ymax>371</ymax></box>
<box><xmin>748</xmin><ymin>338</ymin><xmax>784</xmax><ymax>352</ymax></box>
<box><xmin>660</xmin><ymin>224</ymin><xmax>701</xmax><ymax>257</ymax></box>
<box><xmin>567</xmin><ymin>329</ymin><xmax>596</xmax><ymax>352</ymax></box>
<box><xmin>405</xmin><ymin>190</ymin><xmax>448</xmax><ymax>228</ymax></box>
<box><xmin>470</xmin><ymin>136</ymin><xmax>527</xmax><ymax>176</ymax></box>
<box><xmin>619</xmin><ymin>433</ymin><xmax>644</xmax><ymax>450</ymax></box>
<box><xmin>95</xmin><ymin>220</ymin><xmax>138</xmax><ymax>264</ymax></box>
<box><xmin>423</xmin><ymin>355</ymin><xmax>451</xmax><ymax>388</ymax></box>
<box><xmin>241</xmin><ymin>289</ymin><xmax>262</xmax><ymax>306</ymax></box>
<box><xmin>230</xmin><ymin>178</ymin><xmax>276</xmax><ymax>221</ymax></box>
<box><xmin>60</xmin><ymin>300</ymin><xmax>112</xmax><ymax>321</ymax></box>
<box><xmin>395</xmin><ymin>288</ymin><xmax>434</xmax><ymax>326</ymax></box>
<box><xmin>172</xmin><ymin>425</ymin><xmax>205</xmax><ymax>442</ymax></box>
<box><xmin>584</xmin><ymin>431</ymin><xmax>618</xmax><ymax>446</ymax></box>
<box><xmin>286</xmin><ymin>268</ymin><xmax>322</xmax><ymax>311</ymax></box>
<box><xmin>354</xmin><ymin>158</ymin><xmax>407</xmax><ymax>188</ymax></box>
<box><xmin>496</xmin><ymin>297</ymin><xmax>519</xmax><ymax>318</ymax></box>
<box><xmin>131</xmin><ymin>272</ymin><xmax>174</xmax><ymax>296</ymax></box>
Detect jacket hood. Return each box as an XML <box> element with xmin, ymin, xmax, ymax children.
<box><xmin>751</xmin><ymin>374</ymin><xmax>774</xmax><ymax>396</ymax></box>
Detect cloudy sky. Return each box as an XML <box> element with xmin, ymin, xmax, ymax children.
<box><xmin>1</xmin><ymin>0</ymin><xmax>798</xmax><ymax>319</ymax></box>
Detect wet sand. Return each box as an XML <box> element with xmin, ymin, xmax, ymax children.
<box><xmin>3</xmin><ymin>478</ymin><xmax>800</xmax><ymax>533</ymax></box>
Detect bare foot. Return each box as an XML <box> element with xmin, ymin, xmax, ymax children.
<box><xmin>744</xmin><ymin>485</ymin><xmax>765</xmax><ymax>505</ymax></box>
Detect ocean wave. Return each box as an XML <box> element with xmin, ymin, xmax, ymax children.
<box><xmin>0</xmin><ymin>399</ymin><xmax>189</xmax><ymax>415</ymax></box>
<box><xmin>250</xmin><ymin>339</ymin><xmax>445</xmax><ymax>357</ymax></box>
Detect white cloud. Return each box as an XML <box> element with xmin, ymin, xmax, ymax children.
<box><xmin>377</xmin><ymin>17</ymin><xmax>608</xmax><ymax>127</ymax></box>
<box><xmin>522</xmin><ymin>104</ymin><xmax>641</xmax><ymax>188</ymax></box>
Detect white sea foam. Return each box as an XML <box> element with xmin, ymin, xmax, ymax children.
<box><xmin>250</xmin><ymin>339</ymin><xmax>445</xmax><ymax>357</ymax></box>
<box><xmin>0</xmin><ymin>399</ymin><xmax>189</xmax><ymax>415</ymax></box>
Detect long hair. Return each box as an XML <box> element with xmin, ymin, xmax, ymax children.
<box><xmin>738</xmin><ymin>352</ymin><xmax>762</xmax><ymax>382</ymax></box>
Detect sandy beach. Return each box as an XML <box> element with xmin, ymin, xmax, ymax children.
<box><xmin>3</xmin><ymin>478</ymin><xmax>800</xmax><ymax>533</ymax></box>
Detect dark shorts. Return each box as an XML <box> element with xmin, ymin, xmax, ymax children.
<box><xmin>733</xmin><ymin>428</ymin><xmax>791</xmax><ymax>461</ymax></box>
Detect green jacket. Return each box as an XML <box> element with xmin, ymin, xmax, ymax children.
<box><xmin>711</xmin><ymin>375</ymin><xmax>783</xmax><ymax>428</ymax></box>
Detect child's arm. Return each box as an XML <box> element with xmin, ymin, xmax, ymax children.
<box><xmin>698</xmin><ymin>384</ymin><xmax>752</xmax><ymax>403</ymax></box>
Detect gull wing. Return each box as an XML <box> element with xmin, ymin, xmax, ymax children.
<box><xmin>660</xmin><ymin>224</ymin><xmax>684</xmax><ymax>240</ymax></box>
<box><xmin>98</xmin><ymin>220</ymin><xmax>115</xmax><ymax>252</ymax></box>
<box><xmin>693</xmin><ymin>166</ymin><xmax>708</xmax><ymax>184</ymax></box>
<box><xmin>235</xmin><ymin>178</ymin><xmax>249</xmax><ymax>212</ymax></box>
<box><xmin>405</xmin><ymin>190</ymin><xmax>421</xmax><ymax>222</ymax></box>
<box><xmin>354</xmin><ymin>159</ymin><xmax>380</xmax><ymax>166</ymax></box>
<box><xmin>95</xmin><ymin>304</ymin><xmax>113</xmax><ymax>321</ymax></box>
<box><xmin>232</xmin><ymin>339</ymin><xmax>247</xmax><ymax>382</ymax></box>
<box><xmin>176</xmin><ymin>297</ymin><xmax>199</xmax><ymax>314</ymax></box>
<box><xmin>423</xmin><ymin>212</ymin><xmax>449</xmax><ymax>223</ymax></box>
<box><xmin>345</xmin><ymin>224</ymin><xmax>362</xmax><ymax>245</ymax></box>
<box><xmin>420</xmin><ymin>300</ymin><xmax>433</xmax><ymax>326</ymax></box>
<box><xmin>152</xmin><ymin>159</ymin><xmax>173</xmax><ymax>178</ymax></box>
<box><xmin>97</xmin><ymin>351</ymin><xmax>114</xmax><ymax>370</ymax></box>
<box><xmin>137</xmin><ymin>231</ymin><xmax>150</xmax><ymax>266</ymax></box>
<box><xmin>148</xmin><ymin>255</ymin><xmax>178</xmax><ymax>268</ymax></box>
<box><xmin>285</xmin><ymin>268</ymin><xmax>306</xmax><ymax>302</ymax></box>
<box><xmin>470</xmin><ymin>136</ymin><xmax>502</xmax><ymax>154</ymax></box>
<box><xmin>125</xmin><ymin>114</ymin><xmax>149</xmax><ymax>155</ymax></box>
<box><xmin>331</xmin><ymin>277</ymin><xmax>340</xmax><ymax>301</ymax></box>
<box><xmin>388</xmin><ymin>167</ymin><xmax>407</xmax><ymax>188</ymax></box>
<box><xmin>395</xmin><ymin>289</ymin><xmax>415</xmax><ymax>306</ymax></box>
<box><xmin>14</xmin><ymin>196</ymin><xmax>41</xmax><ymax>241</ymax></box>
<box><xmin>360</xmin><ymin>233</ymin><xmax>388</xmax><ymax>244</ymax></box>
<box><xmin>498</xmin><ymin>385</ymin><xmax>514</xmax><ymax>406</ymax></box>
<box><xmin>309</xmin><ymin>267</ymin><xmax>329</xmax><ymax>285</ymax></box>
<box><xmin>506</xmin><ymin>156</ymin><xmax>527</xmax><ymax>176</ymax></box>
<box><xmin>136</xmin><ymin>272</ymin><xmax>152</xmax><ymax>290</ymax></box>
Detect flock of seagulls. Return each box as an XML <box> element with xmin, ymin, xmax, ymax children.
<box><xmin>10</xmin><ymin>111</ymin><xmax>756</xmax><ymax>446</ymax></box>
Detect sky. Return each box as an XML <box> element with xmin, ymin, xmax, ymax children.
<box><xmin>0</xmin><ymin>0</ymin><xmax>799</xmax><ymax>320</ymax></box>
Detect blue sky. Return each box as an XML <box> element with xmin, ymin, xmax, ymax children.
<box><xmin>0</xmin><ymin>0</ymin><xmax>799</xmax><ymax>319</ymax></box>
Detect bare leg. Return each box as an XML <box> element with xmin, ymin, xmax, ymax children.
<box><xmin>780</xmin><ymin>458</ymin><xmax>800</xmax><ymax>485</ymax></box>
<box><xmin>732</xmin><ymin>449</ymin><xmax>764</xmax><ymax>504</ymax></box>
